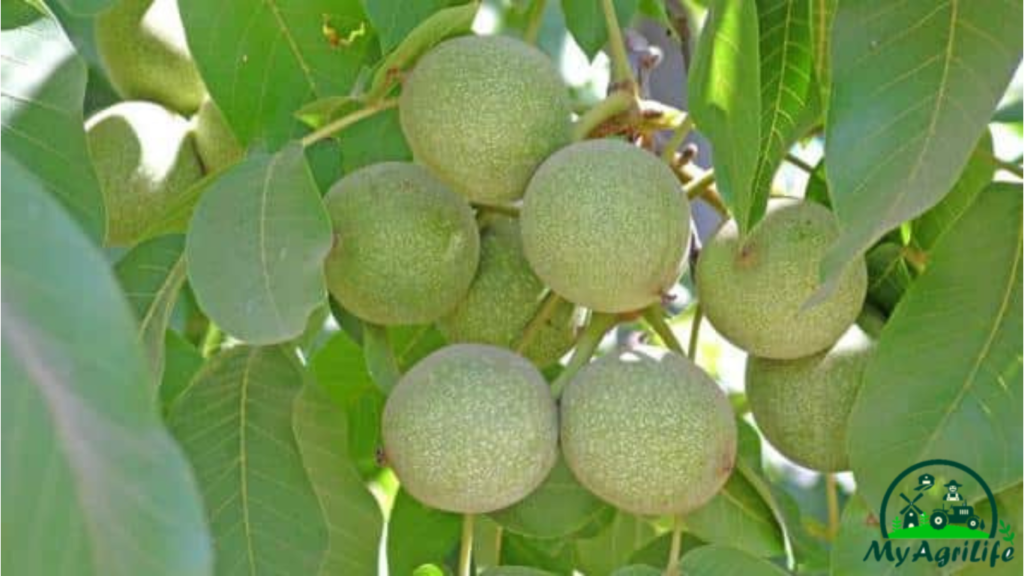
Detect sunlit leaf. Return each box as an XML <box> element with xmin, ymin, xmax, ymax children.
<box><xmin>387</xmin><ymin>489</ymin><xmax>462</xmax><ymax>576</ymax></box>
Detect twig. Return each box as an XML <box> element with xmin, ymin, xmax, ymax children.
<box><xmin>301</xmin><ymin>98</ymin><xmax>399</xmax><ymax>147</ymax></box>
<box><xmin>642</xmin><ymin>305</ymin><xmax>684</xmax><ymax>355</ymax></box>
<box><xmin>516</xmin><ymin>291</ymin><xmax>563</xmax><ymax>354</ymax></box>
<box><xmin>550</xmin><ymin>312</ymin><xmax>619</xmax><ymax>399</ymax></box>
<box><xmin>785</xmin><ymin>153</ymin><xmax>815</xmax><ymax>173</ymax></box>
<box><xmin>686</xmin><ymin>306</ymin><xmax>703</xmax><ymax>360</ymax></box>
<box><xmin>664</xmin><ymin>514</ymin><xmax>684</xmax><ymax>576</ymax></box>
<box><xmin>572</xmin><ymin>91</ymin><xmax>635</xmax><ymax>141</ymax></box>
<box><xmin>600</xmin><ymin>0</ymin><xmax>635</xmax><ymax>89</ymax></box>
<box><xmin>826</xmin><ymin>474</ymin><xmax>840</xmax><ymax>542</ymax></box>
<box><xmin>683</xmin><ymin>168</ymin><xmax>715</xmax><ymax>199</ymax></box>
<box><xmin>660</xmin><ymin>114</ymin><xmax>694</xmax><ymax>163</ymax></box>
<box><xmin>523</xmin><ymin>0</ymin><xmax>547</xmax><ymax>45</ymax></box>
<box><xmin>459</xmin><ymin>514</ymin><xmax>475</xmax><ymax>576</ymax></box>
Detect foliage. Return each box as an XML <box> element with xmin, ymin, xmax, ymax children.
<box><xmin>2</xmin><ymin>0</ymin><xmax>1021</xmax><ymax>575</ymax></box>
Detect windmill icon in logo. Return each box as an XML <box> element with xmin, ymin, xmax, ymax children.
<box><xmin>899</xmin><ymin>492</ymin><xmax>925</xmax><ymax>529</ymax></box>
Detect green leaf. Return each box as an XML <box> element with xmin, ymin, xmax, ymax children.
<box><xmin>864</xmin><ymin>242</ymin><xmax>913</xmax><ymax>315</ymax></box>
<box><xmin>959</xmin><ymin>484</ymin><xmax>1022</xmax><ymax>576</ymax></box>
<box><xmin>911</xmin><ymin>132</ymin><xmax>995</xmax><ymax>253</ymax></box>
<box><xmin>809</xmin><ymin>0</ymin><xmax>836</xmax><ymax>106</ymax></box>
<box><xmin>115</xmin><ymin>235</ymin><xmax>188</xmax><ymax>388</ymax></box>
<box><xmin>387</xmin><ymin>489</ymin><xmax>462</xmax><ymax>576</ymax></box>
<box><xmin>685</xmin><ymin>462</ymin><xmax>785</xmax><ymax>558</ymax></box>
<box><xmin>561</xmin><ymin>0</ymin><xmax>639</xmax><ymax>60</ymax></box>
<box><xmin>311</xmin><ymin>330</ymin><xmax>385</xmax><ymax>476</ymax></box>
<box><xmin>179</xmin><ymin>0</ymin><xmax>374</xmax><ymax>147</ymax></box>
<box><xmin>293</xmin><ymin>383</ymin><xmax>382</xmax><ymax>575</ymax></box>
<box><xmin>751</xmin><ymin>0</ymin><xmax>818</xmax><ymax>216</ymax></box>
<box><xmin>186</xmin><ymin>145</ymin><xmax>333</xmax><ymax>344</ymax></box>
<box><xmin>362</xmin><ymin>0</ymin><xmax>451</xmax><ymax>53</ymax></box>
<box><xmin>679</xmin><ymin>544</ymin><xmax>788</xmax><ymax>575</ymax></box>
<box><xmin>821</xmin><ymin>0</ymin><xmax>1023</xmax><ymax>286</ymax></box>
<box><xmin>627</xmin><ymin>531</ymin><xmax>706</xmax><ymax>569</ymax></box>
<box><xmin>363</xmin><ymin>322</ymin><xmax>403</xmax><ymax>393</ymax></box>
<box><xmin>482</xmin><ymin>568</ymin><xmax>561</xmax><ymax>576</ymax></box>
<box><xmin>159</xmin><ymin>330</ymin><xmax>204</xmax><ymax>410</ymax></box>
<box><xmin>391</xmin><ymin>323</ymin><xmax>448</xmax><ymax>370</ymax></box>
<box><xmin>489</xmin><ymin>457</ymin><xmax>613</xmax><ymax>539</ymax></box>
<box><xmin>830</xmin><ymin>496</ymin><xmax>937</xmax><ymax>576</ymax></box>
<box><xmin>804</xmin><ymin>158</ymin><xmax>831</xmax><ymax>207</ymax></box>
<box><xmin>167</xmin><ymin>346</ymin><xmax>328</xmax><ymax>575</ymax></box>
<box><xmin>610</xmin><ymin>566</ymin><xmax>661</xmax><ymax>576</ymax></box>
<box><xmin>847</xmin><ymin>184</ymin><xmax>1023</xmax><ymax>508</ymax></box>
<box><xmin>340</xmin><ymin>108</ymin><xmax>412</xmax><ymax>172</ymax></box>
<box><xmin>501</xmin><ymin>533</ymin><xmax>576</xmax><ymax>575</ymax></box>
<box><xmin>1</xmin><ymin>154</ymin><xmax>212</xmax><ymax>576</ymax></box>
<box><xmin>365</xmin><ymin>2</ymin><xmax>478</xmax><ymax>102</ymax></box>
<box><xmin>135</xmin><ymin>170</ymin><xmax>221</xmax><ymax>241</ymax></box>
<box><xmin>689</xmin><ymin>0</ymin><xmax>762</xmax><ymax>234</ymax></box>
<box><xmin>574</xmin><ymin>512</ymin><xmax>658</xmax><ymax>576</ymax></box>
<box><xmin>1</xmin><ymin>1</ymin><xmax>105</xmax><ymax>244</ymax></box>
<box><xmin>52</xmin><ymin>0</ymin><xmax>114</xmax><ymax>15</ymax></box>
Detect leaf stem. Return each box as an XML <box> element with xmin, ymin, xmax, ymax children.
<box><xmin>572</xmin><ymin>90</ymin><xmax>635</xmax><ymax>141</ymax></box>
<box><xmin>660</xmin><ymin>114</ymin><xmax>694</xmax><ymax>163</ymax></box>
<box><xmin>785</xmin><ymin>153</ymin><xmax>815</xmax><ymax>173</ymax></box>
<box><xmin>300</xmin><ymin>98</ymin><xmax>399</xmax><ymax>147</ymax></box>
<box><xmin>683</xmin><ymin>168</ymin><xmax>715</xmax><ymax>199</ymax></box>
<box><xmin>686</xmin><ymin>305</ymin><xmax>703</xmax><ymax>360</ymax></box>
<box><xmin>524</xmin><ymin>0</ymin><xmax>547</xmax><ymax>45</ymax></box>
<box><xmin>665</xmin><ymin>513</ymin><xmax>684</xmax><ymax>575</ymax></box>
<box><xmin>642</xmin><ymin>305</ymin><xmax>684</xmax><ymax>355</ymax></box>
<box><xmin>600</xmin><ymin>0</ymin><xmax>635</xmax><ymax>89</ymax></box>
<box><xmin>473</xmin><ymin>203</ymin><xmax>521</xmax><ymax>218</ymax></box>
<box><xmin>516</xmin><ymin>291</ymin><xmax>564</xmax><ymax>354</ymax></box>
<box><xmin>550</xmin><ymin>312</ymin><xmax>619</xmax><ymax>399</ymax></box>
<box><xmin>826</xmin><ymin>474</ymin><xmax>840</xmax><ymax>542</ymax></box>
<box><xmin>201</xmin><ymin>324</ymin><xmax>224</xmax><ymax>358</ymax></box>
<box><xmin>459</xmin><ymin>514</ymin><xmax>475</xmax><ymax>576</ymax></box>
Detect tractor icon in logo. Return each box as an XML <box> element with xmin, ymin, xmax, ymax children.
<box><xmin>880</xmin><ymin>460</ymin><xmax>999</xmax><ymax>540</ymax></box>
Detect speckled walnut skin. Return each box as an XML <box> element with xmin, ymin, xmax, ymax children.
<box><xmin>747</xmin><ymin>328</ymin><xmax>874</xmax><ymax>472</ymax></box>
<box><xmin>437</xmin><ymin>217</ymin><xmax>576</xmax><ymax>368</ymax></box>
<box><xmin>399</xmin><ymin>35</ymin><xmax>572</xmax><ymax>205</ymax></box>
<box><xmin>382</xmin><ymin>345</ymin><xmax>559</xmax><ymax>514</ymax></box>
<box><xmin>521</xmin><ymin>140</ymin><xmax>691</xmax><ymax>314</ymax></box>
<box><xmin>560</xmin><ymin>347</ymin><xmax>737</xmax><ymax>516</ymax></box>
<box><xmin>696</xmin><ymin>199</ymin><xmax>868</xmax><ymax>360</ymax></box>
<box><xmin>323</xmin><ymin>162</ymin><xmax>479</xmax><ymax>326</ymax></box>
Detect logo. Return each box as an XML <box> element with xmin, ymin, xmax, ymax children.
<box><xmin>863</xmin><ymin>459</ymin><xmax>1016</xmax><ymax>569</ymax></box>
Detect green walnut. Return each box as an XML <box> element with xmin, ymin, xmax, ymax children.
<box><xmin>383</xmin><ymin>344</ymin><xmax>559</xmax><ymax>513</ymax></box>
<box><xmin>400</xmin><ymin>35</ymin><xmax>572</xmax><ymax>205</ymax></box>
<box><xmin>521</xmin><ymin>140</ymin><xmax>690</xmax><ymax>313</ymax></box>
<box><xmin>95</xmin><ymin>0</ymin><xmax>206</xmax><ymax>114</ymax></box>
<box><xmin>696</xmin><ymin>199</ymin><xmax>867</xmax><ymax>359</ymax></box>
<box><xmin>86</xmin><ymin>101</ymin><xmax>203</xmax><ymax>247</ymax></box>
<box><xmin>192</xmin><ymin>97</ymin><xmax>242</xmax><ymax>172</ymax></box>
<box><xmin>560</xmin><ymin>347</ymin><xmax>737</xmax><ymax>515</ymax></box>
<box><xmin>437</xmin><ymin>217</ymin><xmax>576</xmax><ymax>367</ymax></box>
<box><xmin>323</xmin><ymin>162</ymin><xmax>479</xmax><ymax>326</ymax></box>
<box><xmin>746</xmin><ymin>326</ymin><xmax>874</xmax><ymax>472</ymax></box>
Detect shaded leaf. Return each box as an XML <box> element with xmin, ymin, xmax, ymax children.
<box><xmin>362</xmin><ymin>0</ymin><xmax>451</xmax><ymax>54</ymax></box>
<box><xmin>679</xmin><ymin>544</ymin><xmax>789</xmax><ymax>575</ymax></box>
<box><xmin>340</xmin><ymin>108</ymin><xmax>412</xmax><ymax>172</ymax></box>
<box><xmin>482</xmin><ymin>568</ymin><xmax>561</xmax><ymax>576</ymax></box>
<box><xmin>363</xmin><ymin>322</ymin><xmax>402</xmax><ymax>393</ymax></box>
<box><xmin>848</xmin><ymin>184</ymin><xmax>1023</xmax><ymax>508</ymax></box>
<box><xmin>159</xmin><ymin>330</ymin><xmax>204</xmax><ymax>410</ymax></box>
<box><xmin>751</xmin><ymin>0</ymin><xmax>818</xmax><ymax>222</ymax></box>
<box><xmin>821</xmin><ymin>0</ymin><xmax>1022</xmax><ymax>285</ymax></box>
<box><xmin>365</xmin><ymin>2</ymin><xmax>478</xmax><ymax>102</ymax></box>
<box><xmin>186</xmin><ymin>144</ymin><xmax>333</xmax><ymax>344</ymax></box>
<box><xmin>561</xmin><ymin>0</ymin><xmax>639</xmax><ymax>60</ymax></box>
<box><xmin>179</xmin><ymin>0</ymin><xmax>374</xmax><ymax>147</ymax></box>
<box><xmin>689</xmin><ymin>0</ymin><xmax>762</xmax><ymax>233</ymax></box>
<box><xmin>830</xmin><ymin>496</ymin><xmax>936</xmax><ymax>576</ymax></box>
<box><xmin>628</xmin><ymin>531</ymin><xmax>706</xmax><ymax>569</ymax></box>
<box><xmin>864</xmin><ymin>242</ymin><xmax>913</xmax><ymax>315</ymax></box>
<box><xmin>489</xmin><ymin>457</ymin><xmax>613</xmax><ymax>540</ymax></box>
<box><xmin>293</xmin><ymin>383</ymin><xmax>382</xmax><ymax>575</ymax></box>
<box><xmin>960</xmin><ymin>484</ymin><xmax>1022</xmax><ymax>576</ymax></box>
<box><xmin>115</xmin><ymin>235</ymin><xmax>187</xmax><ymax>388</ymax></box>
<box><xmin>575</xmin><ymin>512</ymin><xmax>658</xmax><ymax>576</ymax></box>
<box><xmin>1</xmin><ymin>154</ymin><xmax>212</xmax><ymax>576</ymax></box>
<box><xmin>804</xmin><ymin>158</ymin><xmax>830</xmax><ymax>207</ymax></box>
<box><xmin>52</xmin><ymin>0</ymin><xmax>114</xmax><ymax>15</ymax></box>
<box><xmin>911</xmin><ymin>132</ymin><xmax>995</xmax><ymax>253</ymax></box>
<box><xmin>387</xmin><ymin>489</ymin><xmax>462</xmax><ymax>576</ymax></box>
<box><xmin>1</xmin><ymin>1</ymin><xmax>105</xmax><ymax>243</ymax></box>
<box><xmin>167</xmin><ymin>346</ymin><xmax>328</xmax><ymax>575</ymax></box>
<box><xmin>501</xmin><ymin>533</ymin><xmax>575</xmax><ymax>576</ymax></box>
